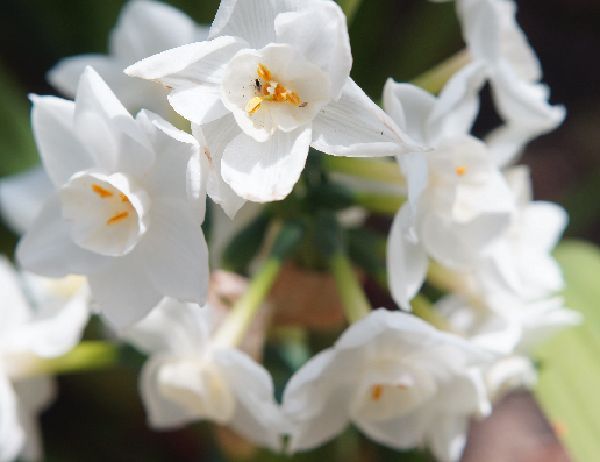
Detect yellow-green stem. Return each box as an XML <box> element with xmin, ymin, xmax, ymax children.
<box><xmin>331</xmin><ymin>252</ymin><xmax>371</xmax><ymax>323</ymax></box>
<box><xmin>213</xmin><ymin>259</ymin><xmax>281</xmax><ymax>348</ymax></box>
<box><xmin>323</xmin><ymin>156</ymin><xmax>405</xmax><ymax>185</ymax></box>
<box><xmin>355</xmin><ymin>192</ymin><xmax>405</xmax><ymax>215</ymax></box>
<box><xmin>411</xmin><ymin>295</ymin><xmax>452</xmax><ymax>332</ymax></box>
<box><xmin>39</xmin><ymin>341</ymin><xmax>120</xmax><ymax>376</ymax></box>
<box><xmin>411</xmin><ymin>49</ymin><xmax>471</xmax><ymax>94</ymax></box>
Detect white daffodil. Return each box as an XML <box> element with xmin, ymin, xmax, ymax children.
<box><xmin>282</xmin><ymin>310</ymin><xmax>490</xmax><ymax>462</ymax></box>
<box><xmin>383</xmin><ymin>77</ymin><xmax>515</xmax><ymax>309</ymax></box>
<box><xmin>0</xmin><ymin>257</ymin><xmax>88</xmax><ymax>462</ymax></box>
<box><xmin>125</xmin><ymin>299</ymin><xmax>285</xmax><ymax>450</ymax></box>
<box><xmin>17</xmin><ymin>67</ymin><xmax>209</xmax><ymax>328</ymax></box>
<box><xmin>475</xmin><ymin>166</ymin><xmax>567</xmax><ymax>301</ymax></box>
<box><xmin>436</xmin><ymin>293</ymin><xmax>580</xmax><ymax>400</ymax></box>
<box><xmin>49</xmin><ymin>0</ymin><xmax>208</xmax><ymax>118</ymax></box>
<box><xmin>434</xmin><ymin>0</ymin><xmax>565</xmax><ymax>165</ymax></box>
<box><xmin>126</xmin><ymin>0</ymin><xmax>414</xmax><ymax>214</ymax></box>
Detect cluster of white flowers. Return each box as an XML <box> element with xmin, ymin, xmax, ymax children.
<box><xmin>0</xmin><ymin>0</ymin><xmax>580</xmax><ymax>461</ymax></box>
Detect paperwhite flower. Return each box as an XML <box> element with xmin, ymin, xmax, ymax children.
<box><xmin>0</xmin><ymin>257</ymin><xmax>88</xmax><ymax>462</ymax></box>
<box><xmin>125</xmin><ymin>299</ymin><xmax>285</xmax><ymax>449</ymax></box>
<box><xmin>17</xmin><ymin>67</ymin><xmax>209</xmax><ymax>328</ymax></box>
<box><xmin>282</xmin><ymin>310</ymin><xmax>490</xmax><ymax>462</ymax></box>
<box><xmin>49</xmin><ymin>0</ymin><xmax>208</xmax><ymax>118</ymax></box>
<box><xmin>383</xmin><ymin>78</ymin><xmax>515</xmax><ymax>309</ymax></box>
<box><xmin>126</xmin><ymin>0</ymin><xmax>414</xmax><ymax>214</ymax></box>
<box><xmin>475</xmin><ymin>166</ymin><xmax>567</xmax><ymax>300</ymax></box>
<box><xmin>435</xmin><ymin>0</ymin><xmax>565</xmax><ymax>165</ymax></box>
<box><xmin>436</xmin><ymin>293</ymin><xmax>580</xmax><ymax>399</ymax></box>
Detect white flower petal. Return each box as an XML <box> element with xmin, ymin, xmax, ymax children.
<box><xmin>312</xmin><ymin>78</ymin><xmax>414</xmax><ymax>157</ymax></box>
<box><xmin>88</xmin><ymin>257</ymin><xmax>162</xmax><ymax>329</ymax></box>
<box><xmin>195</xmin><ymin>116</ymin><xmax>245</xmax><ymax>218</ymax></box>
<box><xmin>138</xmin><ymin>199</ymin><xmax>209</xmax><ymax>306</ymax></box>
<box><xmin>48</xmin><ymin>55</ymin><xmax>120</xmax><ymax>99</ymax></box>
<box><xmin>139</xmin><ymin>356</ymin><xmax>203</xmax><ymax>428</ymax></box>
<box><xmin>17</xmin><ymin>196</ymin><xmax>111</xmax><ymax>278</ymax></box>
<box><xmin>0</xmin><ymin>167</ymin><xmax>54</xmax><ymax>235</ymax></box>
<box><xmin>168</xmin><ymin>86</ymin><xmax>229</xmax><ymax>125</ymax></box>
<box><xmin>221</xmin><ymin>126</ymin><xmax>311</xmax><ymax>202</ymax></box>
<box><xmin>215</xmin><ymin>348</ymin><xmax>284</xmax><ymax>450</ymax></box>
<box><xmin>0</xmin><ymin>257</ymin><xmax>30</xmax><ymax>335</ymax></box>
<box><xmin>12</xmin><ymin>377</ymin><xmax>55</xmax><ymax>462</ymax></box>
<box><xmin>383</xmin><ymin>79</ymin><xmax>436</xmax><ymax>145</ymax></box>
<box><xmin>30</xmin><ymin>95</ymin><xmax>92</xmax><ymax>187</ymax></box>
<box><xmin>110</xmin><ymin>0</ymin><xmax>206</xmax><ymax>64</ymax></box>
<box><xmin>387</xmin><ymin>205</ymin><xmax>428</xmax><ymax>310</ymax></box>
<box><xmin>0</xmin><ymin>375</ymin><xmax>24</xmax><ymax>462</ymax></box>
<box><xmin>209</xmin><ymin>0</ymin><xmax>290</xmax><ymax>48</ymax></box>
<box><xmin>283</xmin><ymin>350</ymin><xmax>352</xmax><ymax>452</ymax></box>
<box><xmin>274</xmin><ymin>1</ymin><xmax>351</xmax><ymax>98</ymax></box>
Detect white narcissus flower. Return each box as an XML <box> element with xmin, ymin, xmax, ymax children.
<box><xmin>125</xmin><ymin>299</ymin><xmax>285</xmax><ymax>450</ymax></box>
<box><xmin>436</xmin><ymin>293</ymin><xmax>581</xmax><ymax>399</ymax></box>
<box><xmin>282</xmin><ymin>310</ymin><xmax>490</xmax><ymax>462</ymax></box>
<box><xmin>49</xmin><ymin>0</ymin><xmax>208</xmax><ymax>118</ymax></box>
<box><xmin>434</xmin><ymin>0</ymin><xmax>565</xmax><ymax>165</ymax></box>
<box><xmin>0</xmin><ymin>257</ymin><xmax>88</xmax><ymax>462</ymax></box>
<box><xmin>475</xmin><ymin>166</ymin><xmax>567</xmax><ymax>301</ymax></box>
<box><xmin>17</xmin><ymin>67</ymin><xmax>209</xmax><ymax>329</ymax></box>
<box><xmin>383</xmin><ymin>77</ymin><xmax>515</xmax><ymax>309</ymax></box>
<box><xmin>126</xmin><ymin>0</ymin><xmax>415</xmax><ymax>215</ymax></box>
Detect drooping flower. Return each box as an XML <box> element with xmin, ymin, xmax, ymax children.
<box><xmin>49</xmin><ymin>0</ymin><xmax>208</xmax><ymax>118</ymax></box>
<box><xmin>0</xmin><ymin>257</ymin><xmax>88</xmax><ymax>462</ymax></box>
<box><xmin>433</xmin><ymin>0</ymin><xmax>565</xmax><ymax>165</ymax></box>
<box><xmin>125</xmin><ymin>299</ymin><xmax>285</xmax><ymax>450</ymax></box>
<box><xmin>282</xmin><ymin>310</ymin><xmax>490</xmax><ymax>462</ymax></box>
<box><xmin>383</xmin><ymin>76</ymin><xmax>515</xmax><ymax>309</ymax></box>
<box><xmin>436</xmin><ymin>293</ymin><xmax>580</xmax><ymax>400</ymax></box>
<box><xmin>474</xmin><ymin>166</ymin><xmax>567</xmax><ymax>301</ymax></box>
<box><xmin>17</xmin><ymin>67</ymin><xmax>209</xmax><ymax>328</ymax></box>
<box><xmin>126</xmin><ymin>0</ymin><xmax>415</xmax><ymax>215</ymax></box>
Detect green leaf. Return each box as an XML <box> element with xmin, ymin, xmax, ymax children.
<box><xmin>535</xmin><ymin>240</ymin><xmax>600</xmax><ymax>462</ymax></box>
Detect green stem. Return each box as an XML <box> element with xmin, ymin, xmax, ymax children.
<box><xmin>411</xmin><ymin>49</ymin><xmax>471</xmax><ymax>94</ymax></box>
<box><xmin>213</xmin><ymin>222</ymin><xmax>303</xmax><ymax>348</ymax></box>
<box><xmin>39</xmin><ymin>341</ymin><xmax>120</xmax><ymax>376</ymax></box>
<box><xmin>354</xmin><ymin>192</ymin><xmax>405</xmax><ymax>215</ymax></box>
<box><xmin>330</xmin><ymin>251</ymin><xmax>371</xmax><ymax>323</ymax></box>
<box><xmin>322</xmin><ymin>156</ymin><xmax>406</xmax><ymax>185</ymax></box>
<box><xmin>338</xmin><ymin>0</ymin><xmax>363</xmax><ymax>23</ymax></box>
<box><xmin>411</xmin><ymin>295</ymin><xmax>452</xmax><ymax>331</ymax></box>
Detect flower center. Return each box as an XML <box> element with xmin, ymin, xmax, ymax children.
<box><xmin>60</xmin><ymin>172</ymin><xmax>149</xmax><ymax>257</ymax></box>
<box><xmin>245</xmin><ymin>63</ymin><xmax>305</xmax><ymax>115</ymax></box>
<box><xmin>455</xmin><ymin>165</ymin><xmax>467</xmax><ymax>177</ymax></box>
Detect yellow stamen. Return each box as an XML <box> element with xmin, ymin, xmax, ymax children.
<box><xmin>371</xmin><ymin>384</ymin><xmax>384</xmax><ymax>401</ymax></box>
<box><xmin>455</xmin><ymin>166</ymin><xmax>467</xmax><ymax>177</ymax></box>
<box><xmin>245</xmin><ymin>96</ymin><xmax>263</xmax><ymax>115</ymax></box>
<box><xmin>257</xmin><ymin>63</ymin><xmax>272</xmax><ymax>81</ymax></box>
<box><xmin>120</xmin><ymin>192</ymin><xmax>130</xmax><ymax>204</ymax></box>
<box><xmin>106</xmin><ymin>211</ymin><xmax>129</xmax><ymax>225</ymax></box>
<box><xmin>92</xmin><ymin>184</ymin><xmax>113</xmax><ymax>198</ymax></box>
<box><xmin>248</xmin><ymin>63</ymin><xmax>304</xmax><ymax>115</ymax></box>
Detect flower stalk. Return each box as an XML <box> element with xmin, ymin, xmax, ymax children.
<box><xmin>322</xmin><ymin>156</ymin><xmax>406</xmax><ymax>185</ymax></box>
<box><xmin>38</xmin><ymin>341</ymin><xmax>121</xmax><ymax>376</ymax></box>
<box><xmin>411</xmin><ymin>49</ymin><xmax>471</xmax><ymax>94</ymax></box>
<box><xmin>411</xmin><ymin>295</ymin><xmax>452</xmax><ymax>332</ymax></box>
<box><xmin>213</xmin><ymin>221</ymin><xmax>304</xmax><ymax>348</ymax></box>
<box><xmin>330</xmin><ymin>251</ymin><xmax>371</xmax><ymax>323</ymax></box>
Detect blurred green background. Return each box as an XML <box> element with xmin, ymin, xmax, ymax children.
<box><xmin>0</xmin><ymin>0</ymin><xmax>599</xmax><ymax>461</ymax></box>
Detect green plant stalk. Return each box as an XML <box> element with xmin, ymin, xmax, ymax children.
<box><xmin>355</xmin><ymin>192</ymin><xmax>406</xmax><ymax>214</ymax></box>
<box><xmin>213</xmin><ymin>258</ymin><xmax>282</xmax><ymax>348</ymax></box>
<box><xmin>411</xmin><ymin>295</ymin><xmax>452</xmax><ymax>332</ymax></box>
<box><xmin>338</xmin><ymin>0</ymin><xmax>362</xmax><ymax>23</ymax></box>
<box><xmin>330</xmin><ymin>251</ymin><xmax>371</xmax><ymax>323</ymax></box>
<box><xmin>322</xmin><ymin>156</ymin><xmax>405</xmax><ymax>185</ymax></box>
<box><xmin>38</xmin><ymin>341</ymin><xmax>120</xmax><ymax>376</ymax></box>
<box><xmin>411</xmin><ymin>49</ymin><xmax>471</xmax><ymax>94</ymax></box>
